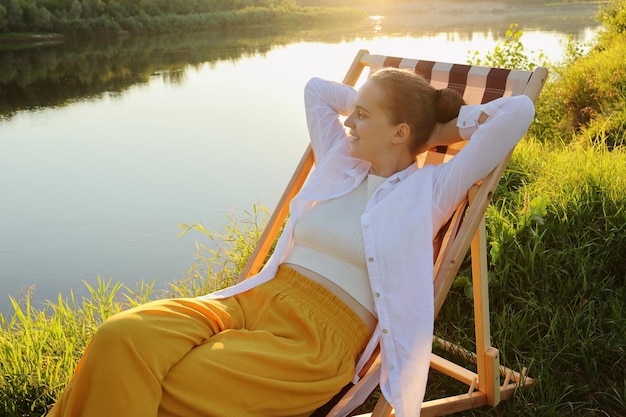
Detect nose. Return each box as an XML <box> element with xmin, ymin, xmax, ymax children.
<box><xmin>344</xmin><ymin>112</ymin><xmax>355</xmax><ymax>128</ymax></box>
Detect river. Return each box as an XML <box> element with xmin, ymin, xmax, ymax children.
<box><xmin>0</xmin><ymin>2</ymin><xmax>602</xmax><ymax>314</ymax></box>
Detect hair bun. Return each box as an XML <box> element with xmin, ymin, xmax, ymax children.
<box><xmin>434</xmin><ymin>88</ymin><xmax>465</xmax><ymax>123</ymax></box>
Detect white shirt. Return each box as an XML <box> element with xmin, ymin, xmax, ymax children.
<box><xmin>201</xmin><ymin>77</ymin><xmax>535</xmax><ymax>417</ymax></box>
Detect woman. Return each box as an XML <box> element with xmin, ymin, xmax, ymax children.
<box><xmin>48</xmin><ymin>68</ymin><xmax>535</xmax><ymax>417</ymax></box>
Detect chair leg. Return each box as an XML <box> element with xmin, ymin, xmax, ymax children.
<box><xmin>371</xmin><ymin>396</ymin><xmax>393</xmax><ymax>417</ymax></box>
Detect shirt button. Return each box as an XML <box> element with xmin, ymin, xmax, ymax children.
<box><xmin>368</xmin><ymin>257</ymin><xmax>374</xmax><ymax>262</ymax></box>
<box><xmin>388</xmin><ymin>364</ymin><xmax>395</xmax><ymax>371</ymax></box>
<box><xmin>382</xmin><ymin>328</ymin><xmax>388</xmax><ymax>334</ymax></box>
<box><xmin>374</xmin><ymin>292</ymin><xmax>380</xmax><ymax>298</ymax></box>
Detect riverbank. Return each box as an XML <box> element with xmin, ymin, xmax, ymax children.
<box><xmin>0</xmin><ymin>32</ymin><xmax>65</xmax><ymax>45</ymax></box>
<box><xmin>0</xmin><ymin>5</ymin><xmax>367</xmax><ymax>42</ymax></box>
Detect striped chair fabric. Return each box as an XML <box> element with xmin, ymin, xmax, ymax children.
<box><xmin>366</xmin><ymin>54</ymin><xmax>534</xmax><ymax>168</ymax></box>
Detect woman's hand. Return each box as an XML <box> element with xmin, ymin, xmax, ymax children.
<box><xmin>421</xmin><ymin>118</ymin><xmax>463</xmax><ymax>152</ymax></box>
<box><xmin>422</xmin><ymin>111</ymin><xmax>490</xmax><ymax>153</ymax></box>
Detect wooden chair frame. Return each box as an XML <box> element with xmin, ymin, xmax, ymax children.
<box><xmin>238</xmin><ymin>49</ymin><xmax>548</xmax><ymax>416</ymax></box>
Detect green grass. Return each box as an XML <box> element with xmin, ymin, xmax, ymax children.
<box><xmin>0</xmin><ymin>207</ymin><xmax>269</xmax><ymax>417</ymax></box>
<box><xmin>431</xmin><ymin>139</ymin><xmax>626</xmax><ymax>416</ymax></box>
<box><xmin>2</xmin><ymin>1</ymin><xmax>626</xmax><ymax>416</ymax></box>
<box><xmin>0</xmin><ymin>280</ymin><xmax>123</xmax><ymax>416</ymax></box>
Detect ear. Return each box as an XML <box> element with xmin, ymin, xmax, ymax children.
<box><xmin>392</xmin><ymin>122</ymin><xmax>411</xmax><ymax>145</ymax></box>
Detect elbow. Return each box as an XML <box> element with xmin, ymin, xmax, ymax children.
<box><xmin>516</xmin><ymin>94</ymin><xmax>536</xmax><ymax>126</ymax></box>
<box><xmin>304</xmin><ymin>77</ymin><xmax>324</xmax><ymax>100</ymax></box>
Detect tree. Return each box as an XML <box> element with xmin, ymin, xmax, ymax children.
<box><xmin>6</xmin><ymin>0</ymin><xmax>24</xmax><ymax>31</ymax></box>
<box><xmin>32</xmin><ymin>5</ymin><xmax>53</xmax><ymax>30</ymax></box>
<box><xmin>0</xmin><ymin>5</ymin><xmax>8</xmax><ymax>32</ymax></box>
<box><xmin>69</xmin><ymin>0</ymin><xmax>82</xmax><ymax>19</ymax></box>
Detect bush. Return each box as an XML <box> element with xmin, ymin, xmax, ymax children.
<box><xmin>540</xmin><ymin>38</ymin><xmax>626</xmax><ymax>143</ymax></box>
<box><xmin>55</xmin><ymin>16</ymin><xmax>122</xmax><ymax>36</ymax></box>
<box><xmin>468</xmin><ymin>23</ymin><xmax>546</xmax><ymax>72</ymax></box>
<box><xmin>596</xmin><ymin>0</ymin><xmax>626</xmax><ymax>44</ymax></box>
<box><xmin>530</xmin><ymin>0</ymin><xmax>626</xmax><ymax>148</ymax></box>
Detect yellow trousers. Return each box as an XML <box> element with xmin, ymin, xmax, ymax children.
<box><xmin>47</xmin><ymin>266</ymin><xmax>370</xmax><ymax>417</ymax></box>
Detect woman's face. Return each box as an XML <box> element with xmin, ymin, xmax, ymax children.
<box><xmin>344</xmin><ymin>80</ymin><xmax>403</xmax><ymax>168</ymax></box>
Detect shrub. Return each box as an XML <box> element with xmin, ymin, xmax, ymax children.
<box><xmin>468</xmin><ymin>23</ymin><xmax>546</xmax><ymax>72</ymax></box>
<box><xmin>543</xmin><ymin>38</ymin><xmax>626</xmax><ymax>141</ymax></box>
<box><xmin>530</xmin><ymin>0</ymin><xmax>626</xmax><ymax>147</ymax></box>
<box><xmin>596</xmin><ymin>0</ymin><xmax>626</xmax><ymax>44</ymax></box>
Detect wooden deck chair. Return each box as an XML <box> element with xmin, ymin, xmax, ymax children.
<box><xmin>238</xmin><ymin>49</ymin><xmax>548</xmax><ymax>416</ymax></box>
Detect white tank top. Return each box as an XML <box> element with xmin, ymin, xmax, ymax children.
<box><xmin>282</xmin><ymin>174</ymin><xmax>386</xmax><ymax>315</ymax></box>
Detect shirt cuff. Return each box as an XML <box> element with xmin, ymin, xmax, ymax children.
<box><xmin>456</xmin><ymin>104</ymin><xmax>484</xmax><ymax>140</ymax></box>
<box><xmin>456</xmin><ymin>98</ymin><xmax>504</xmax><ymax>140</ymax></box>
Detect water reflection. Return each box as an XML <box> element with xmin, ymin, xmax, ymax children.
<box><xmin>365</xmin><ymin>1</ymin><xmax>600</xmax><ymax>34</ymax></box>
<box><xmin>0</xmin><ymin>2</ymin><xmax>600</xmax><ymax>119</ymax></box>
<box><xmin>0</xmin><ymin>26</ymin><xmax>294</xmax><ymax>118</ymax></box>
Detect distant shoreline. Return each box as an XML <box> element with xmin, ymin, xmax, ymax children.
<box><xmin>0</xmin><ymin>6</ymin><xmax>367</xmax><ymax>44</ymax></box>
<box><xmin>0</xmin><ymin>1</ymin><xmax>605</xmax><ymax>46</ymax></box>
<box><xmin>0</xmin><ymin>33</ymin><xmax>66</xmax><ymax>45</ymax></box>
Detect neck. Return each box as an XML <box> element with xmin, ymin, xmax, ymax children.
<box><xmin>369</xmin><ymin>155</ymin><xmax>415</xmax><ymax>177</ymax></box>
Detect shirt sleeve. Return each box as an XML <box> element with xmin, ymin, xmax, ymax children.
<box><xmin>304</xmin><ymin>77</ymin><xmax>356</xmax><ymax>164</ymax></box>
<box><xmin>432</xmin><ymin>94</ymin><xmax>536</xmax><ymax>225</ymax></box>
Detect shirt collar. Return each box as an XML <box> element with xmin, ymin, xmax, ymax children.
<box><xmin>343</xmin><ymin>160</ymin><xmax>418</xmax><ymax>195</ymax></box>
<box><xmin>386</xmin><ymin>162</ymin><xmax>417</xmax><ymax>184</ymax></box>
<box><xmin>343</xmin><ymin>160</ymin><xmax>371</xmax><ymax>180</ymax></box>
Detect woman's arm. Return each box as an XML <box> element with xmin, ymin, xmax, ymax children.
<box><xmin>432</xmin><ymin>95</ymin><xmax>535</xmax><ymax>221</ymax></box>
<box><xmin>304</xmin><ymin>78</ymin><xmax>356</xmax><ymax>163</ymax></box>
<box><xmin>425</xmin><ymin>112</ymin><xmax>490</xmax><ymax>150</ymax></box>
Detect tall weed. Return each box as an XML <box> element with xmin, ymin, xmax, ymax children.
<box><xmin>0</xmin><ymin>207</ymin><xmax>268</xmax><ymax>416</ymax></box>
<box><xmin>173</xmin><ymin>204</ymin><xmax>270</xmax><ymax>297</ymax></box>
<box><xmin>0</xmin><ymin>278</ymin><xmax>132</xmax><ymax>416</ymax></box>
